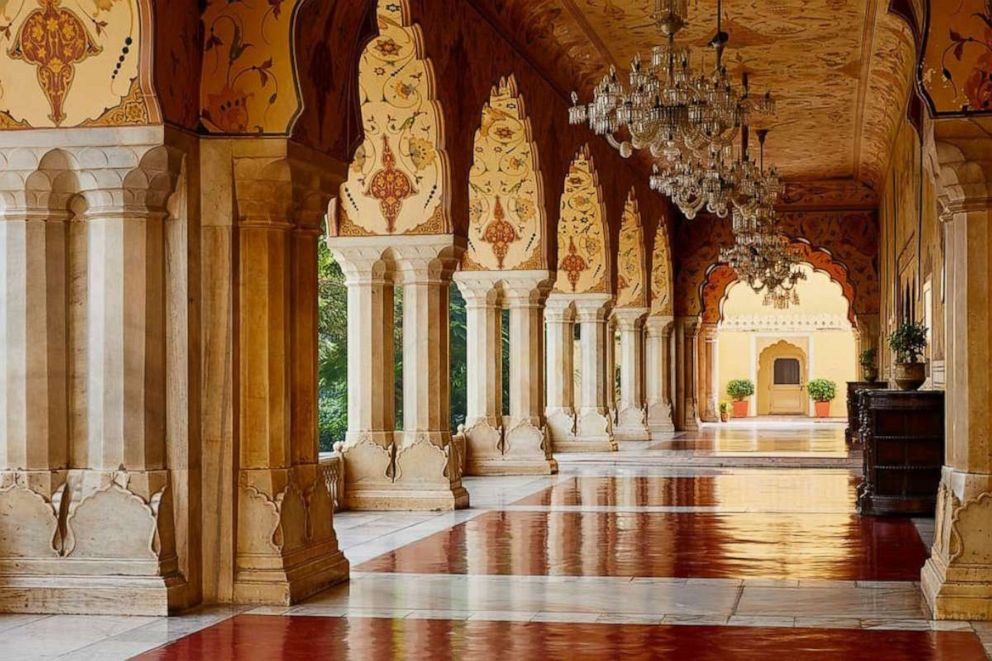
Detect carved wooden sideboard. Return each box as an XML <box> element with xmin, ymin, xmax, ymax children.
<box><xmin>845</xmin><ymin>381</ymin><xmax>887</xmax><ymax>447</ymax></box>
<box><xmin>856</xmin><ymin>390</ymin><xmax>944</xmax><ymax>517</ymax></box>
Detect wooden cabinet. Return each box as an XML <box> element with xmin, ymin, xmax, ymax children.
<box><xmin>856</xmin><ymin>390</ymin><xmax>944</xmax><ymax>516</ymax></box>
<box><xmin>845</xmin><ymin>381</ymin><xmax>886</xmax><ymax>447</ymax></box>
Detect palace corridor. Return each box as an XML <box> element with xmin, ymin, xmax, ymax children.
<box><xmin>0</xmin><ymin>422</ymin><xmax>985</xmax><ymax>658</ymax></box>
<box><xmin>2</xmin><ymin>0</ymin><xmax>992</xmax><ymax>658</ymax></box>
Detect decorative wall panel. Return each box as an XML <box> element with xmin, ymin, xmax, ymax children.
<box><xmin>199</xmin><ymin>0</ymin><xmax>306</xmax><ymax>133</ymax></box>
<box><xmin>650</xmin><ymin>221</ymin><xmax>673</xmax><ymax>317</ymax></box>
<box><xmin>0</xmin><ymin>0</ymin><xmax>154</xmax><ymax>129</ymax></box>
<box><xmin>465</xmin><ymin>75</ymin><xmax>545</xmax><ymax>271</ymax></box>
<box><xmin>615</xmin><ymin>190</ymin><xmax>646</xmax><ymax>307</ymax></box>
<box><xmin>552</xmin><ymin>148</ymin><xmax>609</xmax><ymax>294</ymax></box>
<box><xmin>922</xmin><ymin>0</ymin><xmax>992</xmax><ymax>114</ymax></box>
<box><xmin>335</xmin><ymin>0</ymin><xmax>448</xmax><ymax>236</ymax></box>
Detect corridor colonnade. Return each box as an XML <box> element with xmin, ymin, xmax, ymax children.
<box><xmin>0</xmin><ymin>0</ymin><xmax>989</xmax><ymax>627</ymax></box>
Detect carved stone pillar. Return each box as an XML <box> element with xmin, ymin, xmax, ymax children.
<box><xmin>392</xmin><ymin>237</ymin><xmax>468</xmax><ymax>508</ymax></box>
<box><xmin>698</xmin><ymin>322</ymin><xmax>719</xmax><ymax>422</ymax></box>
<box><xmin>674</xmin><ymin>316</ymin><xmax>700</xmax><ymax>431</ymax></box>
<box><xmin>453</xmin><ymin>272</ymin><xmax>504</xmax><ymax>474</ymax></box>
<box><xmin>614</xmin><ymin>307</ymin><xmax>650</xmax><ymax>440</ymax></box>
<box><xmin>921</xmin><ymin>122</ymin><xmax>992</xmax><ymax>620</ymax></box>
<box><xmin>645</xmin><ymin>315</ymin><xmax>675</xmax><ymax>434</ymax></box>
<box><xmin>606</xmin><ymin>316</ymin><xmax>618</xmax><ymax>424</ymax></box>
<box><xmin>570</xmin><ymin>293</ymin><xmax>617</xmax><ymax>452</ymax></box>
<box><xmin>545</xmin><ymin>294</ymin><xmax>576</xmax><ymax>447</ymax></box>
<box><xmin>0</xmin><ymin>129</ymin><xmax>197</xmax><ymax>615</ymax></box>
<box><xmin>231</xmin><ymin>145</ymin><xmax>347</xmax><ymax>604</ymax></box>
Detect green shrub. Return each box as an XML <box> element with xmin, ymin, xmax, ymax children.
<box><xmin>806</xmin><ymin>378</ymin><xmax>837</xmax><ymax>402</ymax></box>
<box><xmin>859</xmin><ymin>347</ymin><xmax>877</xmax><ymax>369</ymax></box>
<box><xmin>726</xmin><ymin>379</ymin><xmax>755</xmax><ymax>401</ymax></box>
<box><xmin>888</xmin><ymin>322</ymin><xmax>927</xmax><ymax>363</ymax></box>
<box><xmin>719</xmin><ymin>401</ymin><xmax>733</xmax><ymax>414</ymax></box>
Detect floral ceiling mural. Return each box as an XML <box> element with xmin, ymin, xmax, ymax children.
<box><xmin>0</xmin><ymin>0</ymin><xmax>153</xmax><ymax>129</ymax></box>
<box><xmin>335</xmin><ymin>0</ymin><xmax>448</xmax><ymax>237</ymax></box>
<box><xmin>923</xmin><ymin>0</ymin><xmax>992</xmax><ymax>113</ymax></box>
<box><xmin>615</xmin><ymin>190</ymin><xmax>646</xmax><ymax>308</ymax></box>
<box><xmin>650</xmin><ymin>222</ymin><xmax>673</xmax><ymax>317</ymax></box>
<box><xmin>465</xmin><ymin>76</ymin><xmax>545</xmax><ymax>271</ymax></box>
<box><xmin>199</xmin><ymin>0</ymin><xmax>306</xmax><ymax>134</ymax></box>
<box><xmin>553</xmin><ymin>148</ymin><xmax>609</xmax><ymax>295</ymax></box>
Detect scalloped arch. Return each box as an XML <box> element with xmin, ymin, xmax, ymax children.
<box><xmin>464</xmin><ymin>75</ymin><xmax>546</xmax><ymax>271</ymax></box>
<box><xmin>333</xmin><ymin>0</ymin><xmax>450</xmax><ymax>237</ymax></box>
<box><xmin>553</xmin><ymin>146</ymin><xmax>610</xmax><ymax>294</ymax></box>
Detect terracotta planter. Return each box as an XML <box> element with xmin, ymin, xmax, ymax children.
<box><xmin>893</xmin><ymin>362</ymin><xmax>926</xmax><ymax>391</ymax></box>
<box><xmin>731</xmin><ymin>400</ymin><xmax>749</xmax><ymax>418</ymax></box>
<box><xmin>719</xmin><ymin>411</ymin><xmax>730</xmax><ymax>423</ymax></box>
<box><xmin>863</xmin><ymin>366</ymin><xmax>878</xmax><ymax>383</ymax></box>
<box><xmin>814</xmin><ymin>400</ymin><xmax>831</xmax><ymax>417</ymax></box>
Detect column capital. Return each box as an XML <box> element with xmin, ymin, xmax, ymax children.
<box><xmin>453</xmin><ymin>272</ymin><xmax>501</xmax><ymax>307</ymax></box>
<box><xmin>612</xmin><ymin>307</ymin><xmax>648</xmax><ymax>330</ymax></box>
<box><xmin>571</xmin><ymin>293</ymin><xmax>613</xmax><ymax>322</ymax></box>
<box><xmin>645</xmin><ymin>314</ymin><xmax>674</xmax><ymax>336</ymax></box>
<box><xmin>391</xmin><ymin>235</ymin><xmax>466</xmax><ymax>284</ymax></box>
<box><xmin>545</xmin><ymin>294</ymin><xmax>576</xmax><ymax>322</ymax></box>
<box><xmin>500</xmin><ymin>270</ymin><xmax>553</xmax><ymax>307</ymax></box>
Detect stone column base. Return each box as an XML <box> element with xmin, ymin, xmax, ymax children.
<box><xmin>463</xmin><ymin>419</ymin><xmax>558</xmax><ymax>476</ymax></box>
<box><xmin>615</xmin><ymin>406</ymin><xmax>651</xmax><ymax>441</ymax></box>
<box><xmin>921</xmin><ymin>470</ymin><xmax>992</xmax><ymax>620</ymax></box>
<box><xmin>0</xmin><ymin>469</ymin><xmax>191</xmax><ymax>615</ymax></box>
<box><xmin>338</xmin><ymin>431</ymin><xmax>470</xmax><ymax>511</ymax></box>
<box><xmin>556</xmin><ymin>409</ymin><xmax>617</xmax><ymax>452</ymax></box>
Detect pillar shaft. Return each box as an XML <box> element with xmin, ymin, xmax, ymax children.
<box><xmin>674</xmin><ymin>316</ymin><xmax>700</xmax><ymax>431</ymax></box>
<box><xmin>697</xmin><ymin>322</ymin><xmax>719</xmax><ymax>423</ymax></box>
<box><xmin>570</xmin><ymin>293</ymin><xmax>617</xmax><ymax>451</ymax></box>
<box><xmin>614</xmin><ymin>308</ymin><xmax>650</xmax><ymax>440</ymax></box>
<box><xmin>544</xmin><ymin>294</ymin><xmax>576</xmax><ymax>447</ymax></box>
<box><xmin>645</xmin><ymin>315</ymin><xmax>675</xmax><ymax>433</ymax></box>
<box><xmin>454</xmin><ymin>275</ymin><xmax>503</xmax><ymax>428</ymax></box>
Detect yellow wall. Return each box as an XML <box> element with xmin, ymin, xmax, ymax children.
<box><xmin>715</xmin><ymin>265</ymin><xmax>857</xmax><ymax>417</ymax></box>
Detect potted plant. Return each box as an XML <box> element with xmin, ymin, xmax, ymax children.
<box><xmin>888</xmin><ymin>321</ymin><xmax>928</xmax><ymax>390</ymax></box>
<box><xmin>726</xmin><ymin>379</ymin><xmax>755</xmax><ymax>418</ymax></box>
<box><xmin>859</xmin><ymin>347</ymin><xmax>878</xmax><ymax>383</ymax></box>
<box><xmin>806</xmin><ymin>378</ymin><xmax>837</xmax><ymax>417</ymax></box>
<box><xmin>719</xmin><ymin>401</ymin><xmax>732</xmax><ymax>422</ymax></box>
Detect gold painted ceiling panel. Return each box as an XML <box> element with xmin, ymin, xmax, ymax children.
<box><xmin>479</xmin><ymin>0</ymin><xmax>916</xmax><ymax>187</ymax></box>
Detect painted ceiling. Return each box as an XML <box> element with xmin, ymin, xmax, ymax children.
<box><xmin>471</xmin><ymin>0</ymin><xmax>916</xmax><ymax>188</ymax></box>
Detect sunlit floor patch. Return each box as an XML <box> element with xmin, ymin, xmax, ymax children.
<box><xmin>134</xmin><ymin>614</ymin><xmax>988</xmax><ymax>661</ymax></box>
<box><xmin>356</xmin><ymin>509</ymin><xmax>929</xmax><ymax>581</ymax></box>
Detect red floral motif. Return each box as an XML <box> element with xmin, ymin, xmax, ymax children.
<box><xmin>964</xmin><ymin>49</ymin><xmax>992</xmax><ymax>111</ymax></box>
<box><xmin>559</xmin><ymin>237</ymin><xmax>588</xmax><ymax>292</ymax></box>
<box><xmin>204</xmin><ymin>84</ymin><xmax>253</xmax><ymax>133</ymax></box>
<box><xmin>481</xmin><ymin>196</ymin><xmax>518</xmax><ymax>269</ymax></box>
<box><xmin>366</xmin><ymin>136</ymin><xmax>415</xmax><ymax>233</ymax></box>
<box><xmin>9</xmin><ymin>0</ymin><xmax>100</xmax><ymax>126</ymax></box>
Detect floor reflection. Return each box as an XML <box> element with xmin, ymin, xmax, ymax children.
<box><xmin>357</xmin><ymin>510</ymin><xmax>928</xmax><ymax>581</ymax></box>
<box><xmin>514</xmin><ymin>473</ymin><xmax>859</xmax><ymax>511</ymax></box>
<box><xmin>654</xmin><ymin>422</ymin><xmax>849</xmax><ymax>457</ymax></box>
<box><xmin>135</xmin><ymin>615</ymin><xmax>988</xmax><ymax>661</ymax></box>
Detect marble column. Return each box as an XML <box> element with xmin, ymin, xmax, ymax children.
<box><xmin>613</xmin><ymin>308</ymin><xmax>651</xmax><ymax>440</ymax></box>
<box><xmin>453</xmin><ymin>272</ymin><xmax>504</xmax><ymax>474</ymax></box>
<box><xmin>570</xmin><ymin>294</ymin><xmax>617</xmax><ymax>452</ymax></box>
<box><xmin>544</xmin><ymin>293</ymin><xmax>579</xmax><ymax>449</ymax></box>
<box><xmin>645</xmin><ymin>315</ymin><xmax>675</xmax><ymax>434</ymax></box>
<box><xmin>605</xmin><ymin>316</ymin><xmax>618</xmax><ymax>425</ymax></box>
<box><xmin>697</xmin><ymin>322</ymin><xmax>719</xmax><ymax>423</ymax></box>
<box><xmin>922</xmin><ymin>124</ymin><xmax>992</xmax><ymax>620</ymax></box>
<box><xmin>855</xmin><ymin>313</ymin><xmax>881</xmax><ymax>381</ymax></box>
<box><xmin>674</xmin><ymin>316</ymin><xmax>700</xmax><ymax>431</ymax></box>
<box><xmin>231</xmin><ymin>146</ymin><xmax>348</xmax><ymax>604</ymax></box>
<box><xmin>501</xmin><ymin>272</ymin><xmax>557</xmax><ymax>474</ymax></box>
<box><xmin>0</xmin><ymin>130</ymin><xmax>198</xmax><ymax>615</ymax></box>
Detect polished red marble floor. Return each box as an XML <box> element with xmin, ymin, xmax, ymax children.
<box><xmin>651</xmin><ymin>425</ymin><xmax>849</xmax><ymax>456</ymax></box>
<box><xmin>357</xmin><ymin>510</ymin><xmax>928</xmax><ymax>580</ymax></box>
<box><xmin>513</xmin><ymin>473</ymin><xmax>860</xmax><ymax>508</ymax></box>
<box><xmin>134</xmin><ymin>615</ymin><xmax>987</xmax><ymax>661</ymax></box>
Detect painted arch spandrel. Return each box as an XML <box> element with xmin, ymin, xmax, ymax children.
<box><xmin>553</xmin><ymin>150</ymin><xmax>609</xmax><ymax>294</ymax></box>
<box><xmin>615</xmin><ymin>191</ymin><xmax>646</xmax><ymax>308</ymax></box>
<box><xmin>335</xmin><ymin>0</ymin><xmax>448</xmax><ymax>237</ymax></box>
<box><xmin>650</xmin><ymin>222</ymin><xmax>674</xmax><ymax>316</ymax></box>
<box><xmin>465</xmin><ymin>76</ymin><xmax>545</xmax><ymax>271</ymax></box>
<box><xmin>0</xmin><ymin>0</ymin><xmax>154</xmax><ymax>129</ymax></box>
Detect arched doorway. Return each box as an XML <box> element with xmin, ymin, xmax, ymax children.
<box><xmin>757</xmin><ymin>340</ymin><xmax>808</xmax><ymax>415</ymax></box>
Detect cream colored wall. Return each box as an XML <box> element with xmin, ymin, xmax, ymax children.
<box><xmin>715</xmin><ymin>265</ymin><xmax>858</xmax><ymax>417</ymax></box>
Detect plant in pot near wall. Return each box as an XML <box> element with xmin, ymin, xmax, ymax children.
<box><xmin>806</xmin><ymin>378</ymin><xmax>837</xmax><ymax>417</ymax></box>
<box><xmin>859</xmin><ymin>347</ymin><xmax>878</xmax><ymax>383</ymax></box>
<box><xmin>726</xmin><ymin>379</ymin><xmax>755</xmax><ymax>418</ymax></box>
<box><xmin>888</xmin><ymin>321</ymin><xmax>928</xmax><ymax>390</ymax></box>
<box><xmin>719</xmin><ymin>401</ymin><xmax>732</xmax><ymax>423</ymax></box>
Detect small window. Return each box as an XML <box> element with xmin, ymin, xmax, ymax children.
<box><xmin>773</xmin><ymin>358</ymin><xmax>801</xmax><ymax>385</ymax></box>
